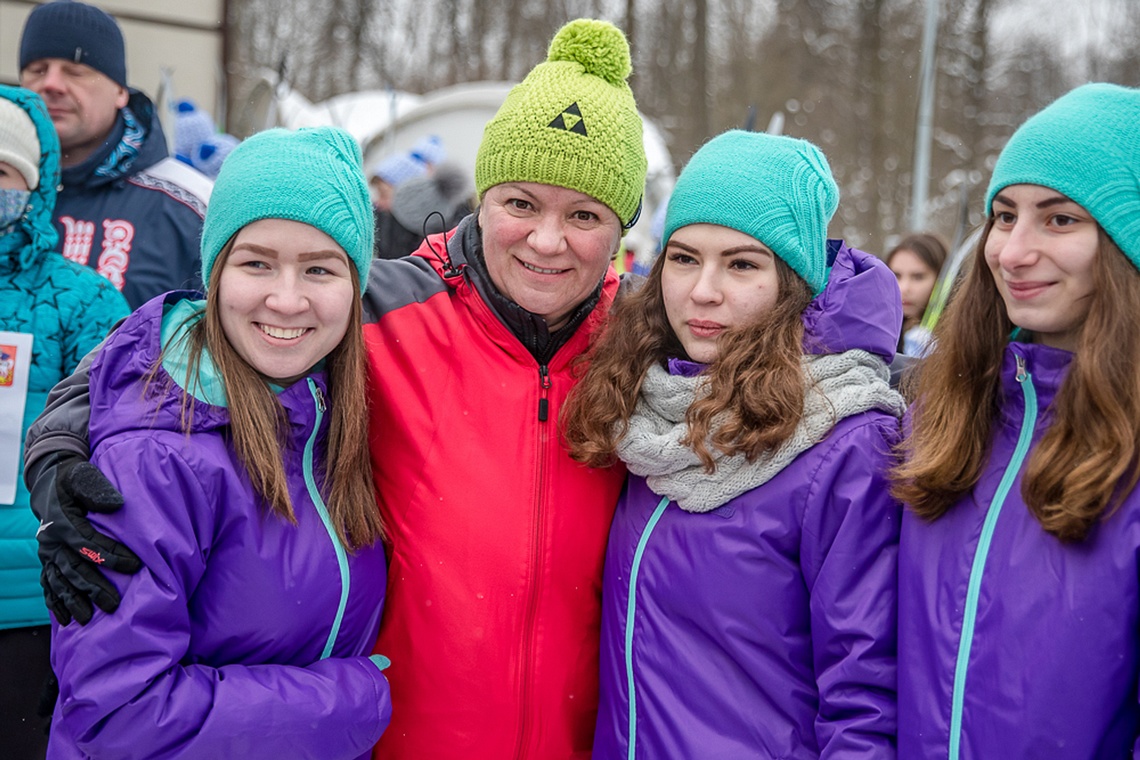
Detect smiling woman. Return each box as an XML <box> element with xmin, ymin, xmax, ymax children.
<box><xmin>478</xmin><ymin>182</ymin><xmax>621</xmax><ymax>329</ymax></box>
<box><xmin>218</xmin><ymin>219</ymin><xmax>356</xmax><ymax>384</ymax></box>
<box><xmin>42</xmin><ymin>126</ymin><xmax>392</xmax><ymax>760</ymax></box>
<box><xmin>984</xmin><ymin>185</ymin><xmax>1098</xmax><ymax>352</ymax></box>
<box><xmin>893</xmin><ymin>82</ymin><xmax>1140</xmax><ymax>759</ymax></box>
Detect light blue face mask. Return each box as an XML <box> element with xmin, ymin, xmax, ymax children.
<box><xmin>0</xmin><ymin>188</ymin><xmax>31</xmax><ymax>232</ymax></box>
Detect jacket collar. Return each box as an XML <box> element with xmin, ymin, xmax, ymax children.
<box><xmin>998</xmin><ymin>341</ymin><xmax>1072</xmax><ymax>426</ymax></box>
<box><xmin>60</xmin><ymin>89</ymin><xmax>168</xmax><ymax>190</ymax></box>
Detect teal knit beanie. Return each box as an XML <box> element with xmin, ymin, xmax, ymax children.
<box><xmin>200</xmin><ymin>126</ymin><xmax>373</xmax><ymax>291</ymax></box>
<box><xmin>662</xmin><ymin>130</ymin><xmax>839</xmax><ymax>294</ymax></box>
<box><xmin>986</xmin><ymin>83</ymin><xmax>1140</xmax><ymax>269</ymax></box>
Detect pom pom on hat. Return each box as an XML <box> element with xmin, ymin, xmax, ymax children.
<box><xmin>546</xmin><ymin>19</ymin><xmax>632</xmax><ymax>86</ymax></box>
<box><xmin>663</xmin><ymin>130</ymin><xmax>839</xmax><ymax>295</ymax></box>
<box><xmin>475</xmin><ymin>18</ymin><xmax>647</xmax><ymax>233</ymax></box>
<box><xmin>199</xmin><ymin>127</ymin><xmax>373</xmax><ymax>292</ymax></box>
<box><xmin>409</xmin><ymin>135</ymin><xmax>446</xmax><ymax>167</ymax></box>
<box><xmin>19</xmin><ymin>1</ymin><xmax>127</xmax><ymax>89</ymax></box>
<box><xmin>986</xmin><ymin>82</ymin><xmax>1140</xmax><ymax>270</ymax></box>
<box><xmin>0</xmin><ymin>97</ymin><xmax>41</xmax><ymax>189</ymax></box>
<box><xmin>192</xmin><ymin>133</ymin><xmax>239</xmax><ymax>179</ymax></box>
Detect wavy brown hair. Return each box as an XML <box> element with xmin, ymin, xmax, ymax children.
<box><xmin>164</xmin><ymin>239</ymin><xmax>385</xmax><ymax>549</ymax></box>
<box><xmin>562</xmin><ymin>250</ymin><xmax>814</xmax><ymax>472</ymax></box>
<box><xmin>892</xmin><ymin>223</ymin><xmax>1140</xmax><ymax>542</ymax></box>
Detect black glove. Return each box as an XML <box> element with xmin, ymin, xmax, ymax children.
<box><xmin>29</xmin><ymin>453</ymin><xmax>142</xmax><ymax>625</ymax></box>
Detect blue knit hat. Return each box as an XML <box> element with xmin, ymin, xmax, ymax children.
<box><xmin>200</xmin><ymin>127</ymin><xmax>373</xmax><ymax>291</ymax></box>
<box><xmin>19</xmin><ymin>1</ymin><xmax>128</xmax><ymax>89</ymax></box>
<box><xmin>370</xmin><ymin>152</ymin><xmax>426</xmax><ymax>188</ymax></box>
<box><xmin>409</xmin><ymin>134</ymin><xmax>446</xmax><ymax>167</ymax></box>
<box><xmin>663</xmin><ymin>130</ymin><xmax>839</xmax><ymax>295</ymax></box>
<box><xmin>173</xmin><ymin>100</ymin><xmax>216</xmax><ymax>163</ymax></box>
<box><xmin>191</xmin><ymin>133</ymin><xmax>239</xmax><ymax>179</ymax></box>
<box><xmin>986</xmin><ymin>83</ymin><xmax>1140</xmax><ymax>269</ymax></box>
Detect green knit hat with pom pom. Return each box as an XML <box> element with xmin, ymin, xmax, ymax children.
<box><xmin>475</xmin><ymin>18</ymin><xmax>647</xmax><ymax>232</ymax></box>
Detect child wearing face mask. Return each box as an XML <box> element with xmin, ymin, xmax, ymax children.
<box><xmin>0</xmin><ymin>85</ymin><xmax>127</xmax><ymax>759</ymax></box>
<box><xmin>563</xmin><ymin>130</ymin><xmax>904</xmax><ymax>758</ymax></box>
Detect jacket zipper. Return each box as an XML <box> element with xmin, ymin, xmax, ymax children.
<box><xmin>624</xmin><ymin>496</ymin><xmax>670</xmax><ymax>760</ymax></box>
<box><xmin>514</xmin><ymin>364</ymin><xmax>552</xmax><ymax>758</ymax></box>
<box><xmin>948</xmin><ymin>353</ymin><xmax>1037</xmax><ymax>760</ymax></box>
<box><xmin>537</xmin><ymin>364</ymin><xmax>551</xmax><ymax>421</ymax></box>
<box><xmin>302</xmin><ymin>379</ymin><xmax>352</xmax><ymax>659</ymax></box>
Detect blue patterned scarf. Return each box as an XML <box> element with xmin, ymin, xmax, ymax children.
<box><xmin>94</xmin><ymin>105</ymin><xmax>145</xmax><ymax>180</ymax></box>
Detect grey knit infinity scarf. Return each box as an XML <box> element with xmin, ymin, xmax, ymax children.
<box><xmin>615</xmin><ymin>350</ymin><xmax>905</xmax><ymax>512</ymax></box>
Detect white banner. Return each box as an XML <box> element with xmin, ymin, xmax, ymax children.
<box><xmin>0</xmin><ymin>331</ymin><xmax>34</xmax><ymax>505</ymax></box>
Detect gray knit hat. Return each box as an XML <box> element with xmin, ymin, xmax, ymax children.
<box><xmin>391</xmin><ymin>165</ymin><xmax>473</xmax><ymax>234</ymax></box>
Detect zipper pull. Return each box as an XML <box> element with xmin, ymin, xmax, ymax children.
<box><xmin>1015</xmin><ymin>354</ymin><xmax>1028</xmax><ymax>383</ymax></box>
<box><xmin>537</xmin><ymin>365</ymin><xmax>551</xmax><ymax>422</ymax></box>
<box><xmin>314</xmin><ymin>383</ymin><xmax>327</xmax><ymax>413</ymax></box>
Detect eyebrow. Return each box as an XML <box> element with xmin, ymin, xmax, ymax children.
<box><xmin>992</xmin><ymin>192</ymin><xmax>1077</xmax><ymax>210</ymax></box>
<box><xmin>667</xmin><ymin>240</ymin><xmax>774</xmax><ymax>257</ymax></box>
<box><xmin>298</xmin><ymin>250</ymin><xmax>348</xmax><ymax>262</ymax></box>
<box><xmin>231</xmin><ymin>244</ymin><xmax>346</xmax><ymax>261</ymax></box>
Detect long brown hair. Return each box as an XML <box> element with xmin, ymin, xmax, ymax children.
<box><xmin>166</xmin><ymin>239</ymin><xmax>385</xmax><ymax>549</ymax></box>
<box><xmin>562</xmin><ymin>250</ymin><xmax>814</xmax><ymax>471</ymax></box>
<box><xmin>892</xmin><ymin>224</ymin><xmax>1140</xmax><ymax>542</ymax></box>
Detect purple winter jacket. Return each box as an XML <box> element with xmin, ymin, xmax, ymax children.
<box><xmin>594</xmin><ymin>242</ymin><xmax>902</xmax><ymax>759</ymax></box>
<box><xmin>48</xmin><ymin>292</ymin><xmax>392</xmax><ymax>760</ymax></box>
<box><xmin>899</xmin><ymin>342</ymin><xmax>1140</xmax><ymax>759</ymax></box>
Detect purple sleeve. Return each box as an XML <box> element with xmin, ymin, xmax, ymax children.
<box><xmin>50</xmin><ymin>436</ymin><xmax>390</xmax><ymax>760</ymax></box>
<box><xmin>799</xmin><ymin>415</ymin><xmax>900</xmax><ymax>759</ymax></box>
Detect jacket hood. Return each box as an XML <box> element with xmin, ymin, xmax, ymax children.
<box><xmin>801</xmin><ymin>240</ymin><xmax>902</xmax><ymax>362</ymax></box>
<box><xmin>0</xmin><ymin>85</ymin><xmax>59</xmax><ymax>273</ymax></box>
<box><xmin>89</xmin><ymin>291</ymin><xmax>327</xmax><ymax>448</ymax></box>
<box><xmin>61</xmin><ymin>89</ymin><xmax>168</xmax><ymax>191</ymax></box>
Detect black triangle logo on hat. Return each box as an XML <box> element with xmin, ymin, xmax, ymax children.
<box><xmin>549</xmin><ymin>102</ymin><xmax>588</xmax><ymax>136</ymax></box>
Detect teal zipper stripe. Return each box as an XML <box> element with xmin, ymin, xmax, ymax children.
<box><xmin>948</xmin><ymin>356</ymin><xmax>1038</xmax><ymax>760</ymax></box>
<box><xmin>304</xmin><ymin>378</ymin><xmax>352</xmax><ymax>660</ymax></box>
<box><xmin>625</xmin><ymin>495</ymin><xmax>670</xmax><ymax>760</ymax></box>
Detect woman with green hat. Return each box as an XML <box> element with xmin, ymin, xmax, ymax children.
<box><xmin>28</xmin><ymin>18</ymin><xmax>648</xmax><ymax>759</ymax></box>
<box><xmin>44</xmin><ymin>126</ymin><xmax>391</xmax><ymax>759</ymax></box>
<box><xmin>893</xmin><ymin>82</ymin><xmax>1140</xmax><ymax>758</ymax></box>
<box><xmin>564</xmin><ymin>129</ymin><xmax>903</xmax><ymax>758</ymax></box>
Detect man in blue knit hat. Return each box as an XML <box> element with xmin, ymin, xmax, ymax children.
<box><xmin>18</xmin><ymin>0</ymin><xmax>213</xmax><ymax>309</ymax></box>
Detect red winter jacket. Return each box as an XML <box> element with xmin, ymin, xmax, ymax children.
<box><xmin>361</xmin><ymin>218</ymin><xmax>625</xmax><ymax>759</ymax></box>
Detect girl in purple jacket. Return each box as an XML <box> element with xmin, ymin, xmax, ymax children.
<box><xmin>564</xmin><ymin>130</ymin><xmax>904</xmax><ymax>758</ymax></box>
<box><xmin>893</xmin><ymin>83</ymin><xmax>1140</xmax><ymax>759</ymax></box>
<box><xmin>46</xmin><ymin>127</ymin><xmax>391</xmax><ymax>759</ymax></box>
